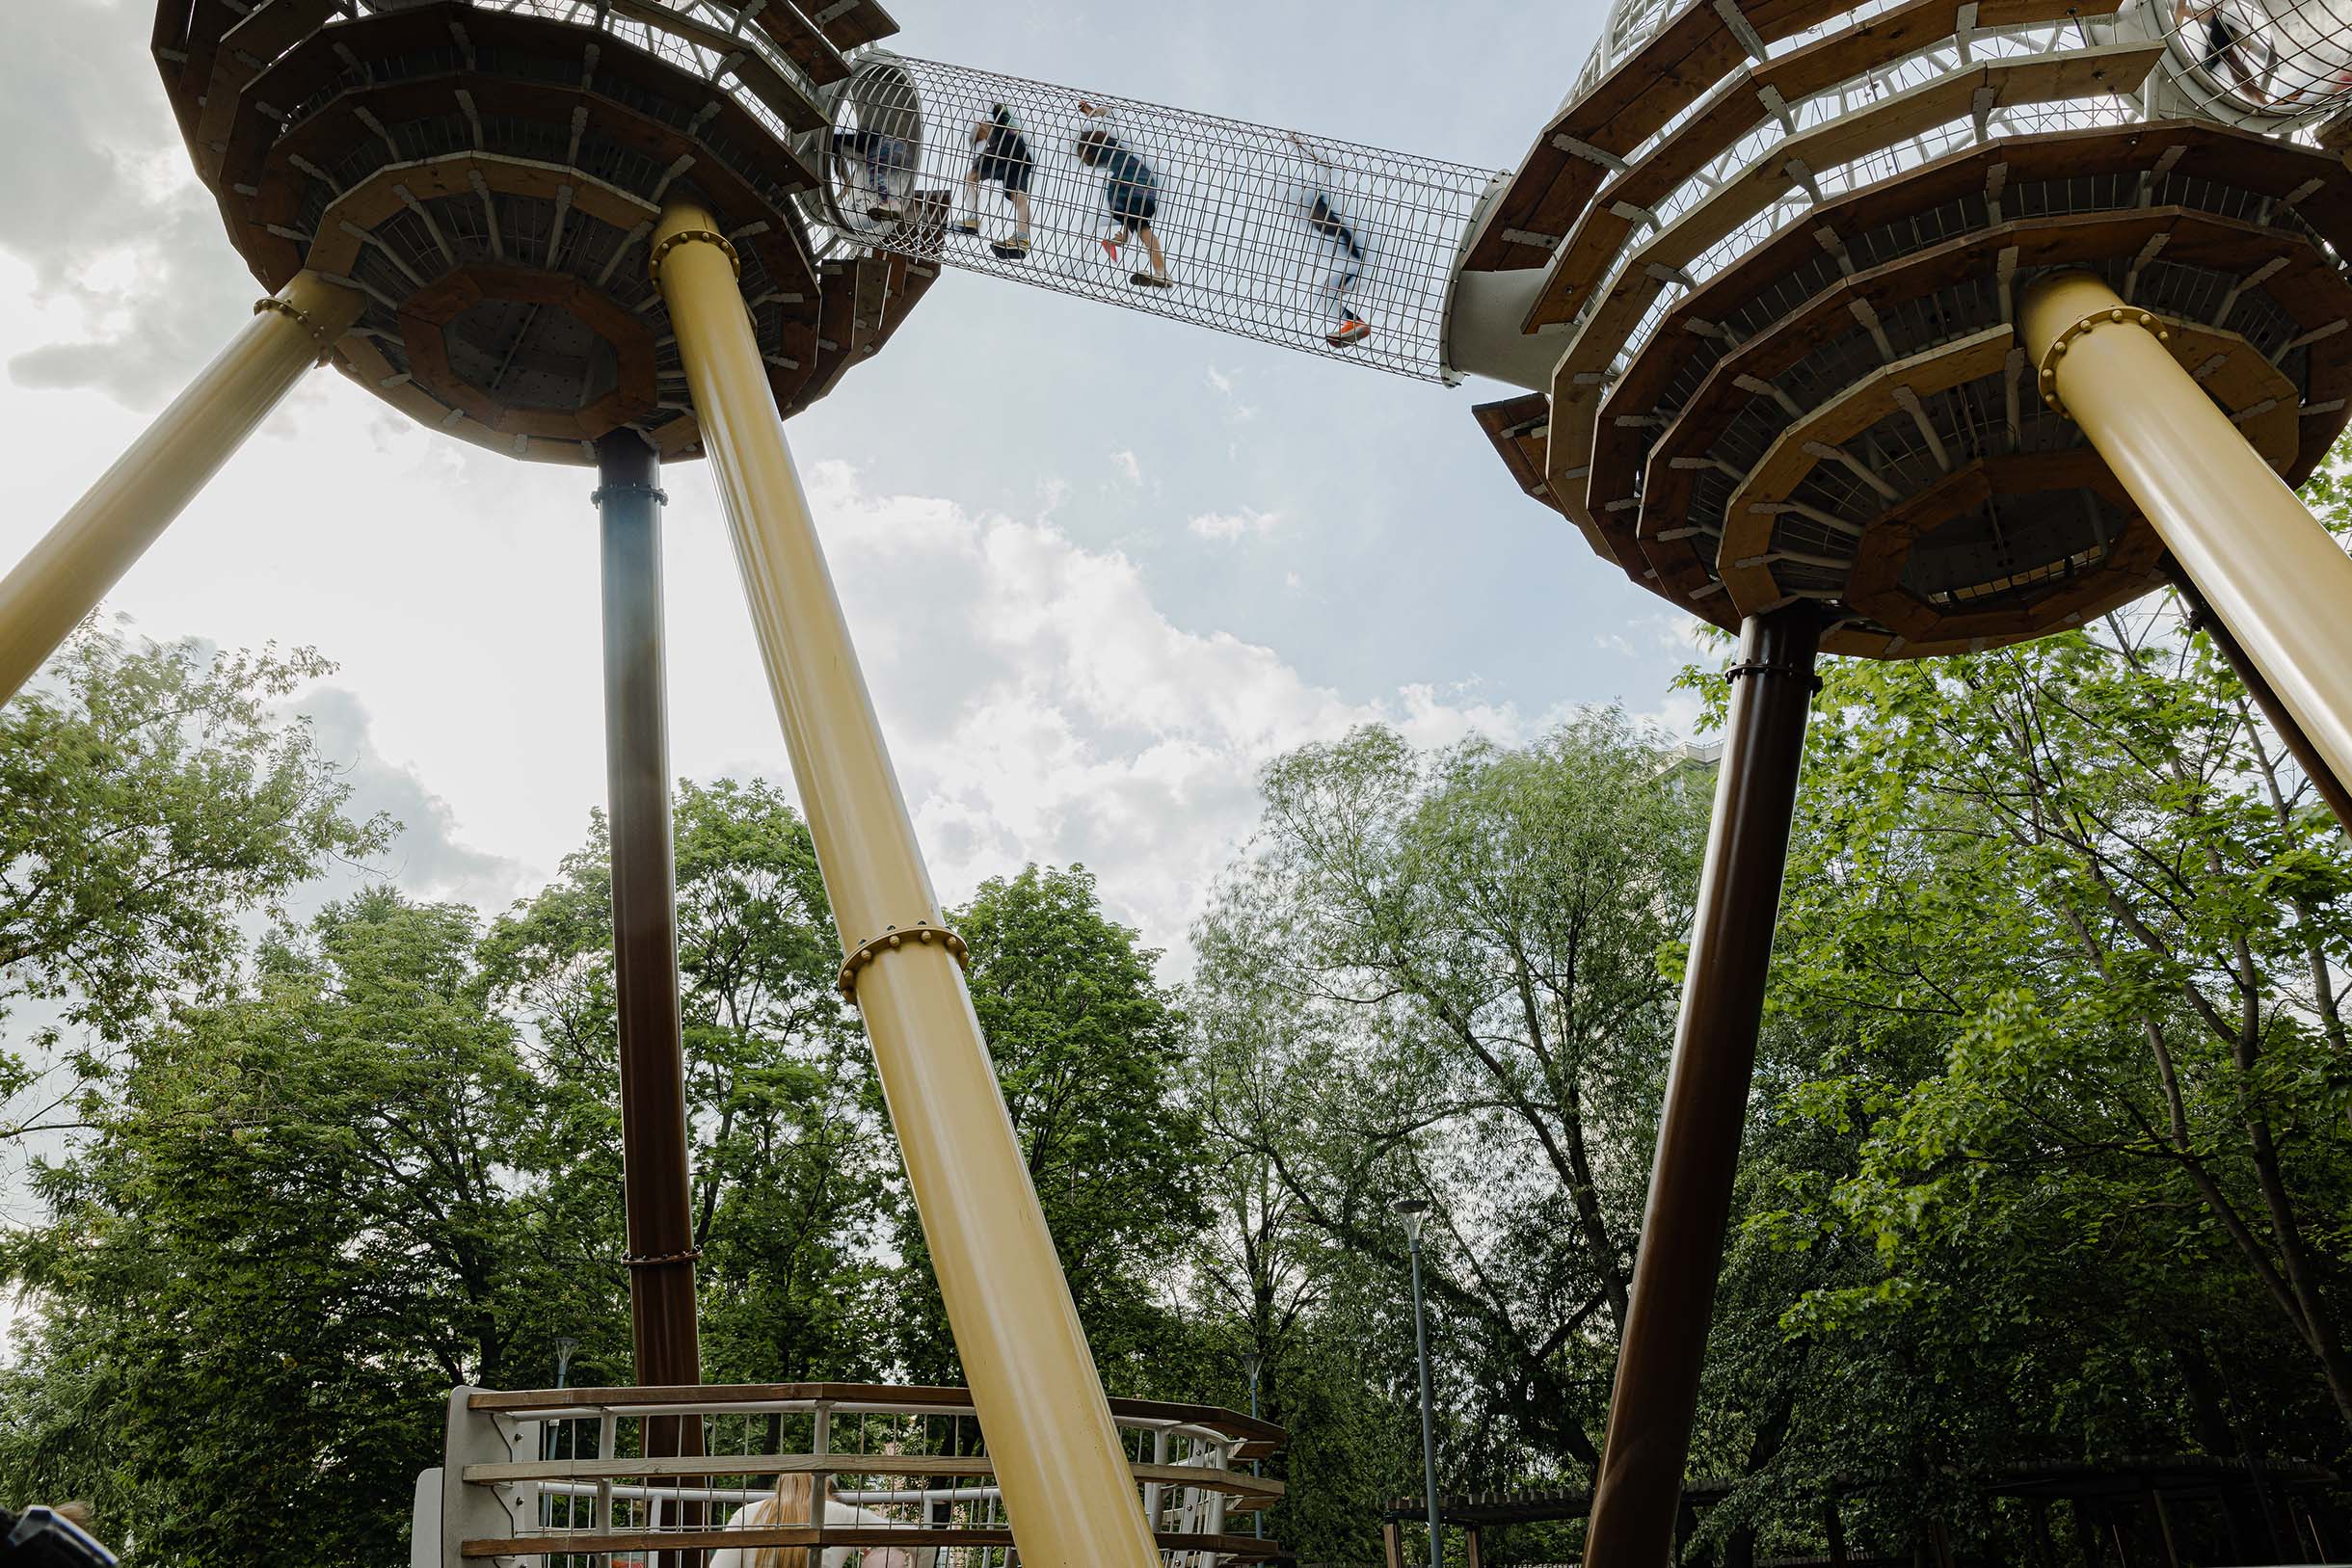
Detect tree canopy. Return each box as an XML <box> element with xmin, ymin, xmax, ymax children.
<box><xmin>7</xmin><ymin>478</ymin><xmax>2352</xmax><ymax>1565</ymax></box>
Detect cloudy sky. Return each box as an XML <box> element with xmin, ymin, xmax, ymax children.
<box><xmin>0</xmin><ymin>0</ymin><xmax>1709</xmax><ymax>970</ymax></box>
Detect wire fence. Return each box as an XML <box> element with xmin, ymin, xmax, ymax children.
<box><xmin>813</xmin><ymin>55</ymin><xmax>1505</xmax><ymax>382</ymax></box>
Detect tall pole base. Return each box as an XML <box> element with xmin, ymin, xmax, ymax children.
<box><xmin>1583</xmin><ymin>605</ymin><xmax>1823</xmax><ymax>1568</ymax></box>
<box><xmin>594</xmin><ymin>433</ymin><xmax>703</xmax><ymax>1398</ymax></box>
<box><xmin>2021</xmin><ymin>272</ymin><xmax>2352</xmax><ymax>799</ymax></box>
<box><xmin>0</xmin><ymin>272</ymin><xmax>362</xmax><ymax>704</ymax></box>
<box><xmin>649</xmin><ymin>199</ymin><xmax>1160</xmax><ymax>1568</ymax></box>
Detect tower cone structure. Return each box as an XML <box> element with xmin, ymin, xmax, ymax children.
<box><xmin>1448</xmin><ymin>0</ymin><xmax>2352</xmax><ymax>1560</ymax></box>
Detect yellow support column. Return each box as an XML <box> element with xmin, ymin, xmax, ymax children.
<box><xmin>0</xmin><ymin>273</ymin><xmax>363</xmax><ymax>704</ymax></box>
<box><xmin>650</xmin><ymin>200</ymin><xmax>1161</xmax><ymax>1568</ymax></box>
<box><xmin>2022</xmin><ymin>272</ymin><xmax>2352</xmax><ymax>790</ymax></box>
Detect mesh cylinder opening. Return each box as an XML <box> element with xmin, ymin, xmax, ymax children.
<box><xmin>816</xmin><ymin>55</ymin><xmax>1506</xmax><ymax>382</ymax></box>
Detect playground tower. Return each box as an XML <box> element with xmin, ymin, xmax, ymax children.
<box><xmin>7</xmin><ymin>3</ymin><xmax>1161</xmax><ymax>1564</ymax></box>
<box><xmin>1452</xmin><ymin>0</ymin><xmax>2352</xmax><ymax>1561</ymax></box>
<box><xmin>9</xmin><ymin>0</ymin><xmax>2352</xmax><ymax>1561</ymax></box>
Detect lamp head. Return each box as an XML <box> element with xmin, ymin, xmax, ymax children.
<box><xmin>1391</xmin><ymin>1195</ymin><xmax>1431</xmax><ymax>1243</ymax></box>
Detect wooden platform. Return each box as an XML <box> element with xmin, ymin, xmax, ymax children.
<box><xmin>151</xmin><ymin>0</ymin><xmax>931</xmax><ymax>465</ymax></box>
<box><xmin>1476</xmin><ymin>117</ymin><xmax>2352</xmax><ymax>659</ymax></box>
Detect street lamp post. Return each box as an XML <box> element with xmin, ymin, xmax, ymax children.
<box><xmin>545</xmin><ymin>1337</ymin><xmax>581</xmax><ymax>1473</ymax></box>
<box><xmin>1393</xmin><ymin>1198</ymin><xmax>1442</xmax><ymax>1568</ymax></box>
<box><xmin>1243</xmin><ymin>1349</ymin><xmax>1265</xmax><ymax>1540</ymax></box>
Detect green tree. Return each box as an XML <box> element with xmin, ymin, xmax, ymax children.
<box><xmin>0</xmin><ymin>890</ymin><xmax>552</xmax><ymax>1566</ymax></box>
<box><xmin>1705</xmin><ymin>588</ymin><xmax>2352</xmax><ymax>1555</ymax></box>
<box><xmin>1190</xmin><ymin>715</ymin><xmax>1709</xmax><ymax>1476</ymax></box>
<box><xmin>483</xmin><ymin>778</ymin><xmax>889</xmax><ymax>1386</ymax></box>
<box><xmin>0</xmin><ymin>623</ymin><xmax>387</xmax><ymax>1142</ymax></box>
<box><xmin>891</xmin><ymin>864</ymin><xmax>1206</xmax><ymax>1387</ymax></box>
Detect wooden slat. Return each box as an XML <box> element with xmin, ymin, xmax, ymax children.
<box><xmin>743</xmin><ymin>0</ymin><xmax>855</xmax><ymax>87</ymax></box>
<box><xmin>194</xmin><ymin>0</ymin><xmax>346</xmax><ymax>181</ymax></box>
<box><xmin>797</xmin><ymin>0</ymin><xmax>897</xmax><ymax>51</ymax></box>
<box><xmin>1474</xmin><ymin>393</ymin><xmax>1556</xmax><ymax>502</ymax></box>
<box><xmin>1715</xmin><ymin>321</ymin><xmax>2015</xmax><ymax>613</ymax></box>
<box><xmin>221</xmin><ymin>0</ymin><xmax>338</xmax><ymax>63</ymax></box>
<box><xmin>1464</xmin><ymin>0</ymin><xmax>1874</xmax><ymax>272</ymax></box>
<box><xmin>606</xmin><ymin>0</ymin><xmax>828</xmax><ymax>129</ymax></box>
<box><xmin>1539</xmin><ymin>0</ymin><xmax>2098</xmax><ymax>325</ymax></box>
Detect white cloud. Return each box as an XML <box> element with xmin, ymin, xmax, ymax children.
<box><xmin>1187</xmin><ymin>506</ymin><xmax>1283</xmax><ymax>542</ymax></box>
<box><xmin>1110</xmin><ymin>450</ymin><xmax>1143</xmax><ymax>486</ymax></box>
<box><xmin>290</xmin><ymin>687</ymin><xmax>539</xmax><ymax>910</ymax></box>
<box><xmin>799</xmin><ymin>463</ymin><xmax>1577</xmax><ymax>970</ymax></box>
<box><xmin>1204</xmin><ymin>364</ymin><xmax>1257</xmax><ymax>423</ymax></box>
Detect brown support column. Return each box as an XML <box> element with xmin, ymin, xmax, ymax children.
<box><xmin>2029</xmin><ymin>1501</ymin><xmax>2058</xmax><ymax>1568</ymax></box>
<box><xmin>2149</xmin><ymin>1491</ymin><xmax>2181</xmax><ymax>1568</ymax></box>
<box><xmin>1825</xmin><ymin>1498</ymin><xmax>1852</xmax><ymax>1567</ymax></box>
<box><xmin>2162</xmin><ymin>557</ymin><xmax>2352</xmax><ymax>838</ymax></box>
<box><xmin>1383</xmin><ymin>1519</ymin><xmax>1404</xmax><ymax>1568</ymax></box>
<box><xmin>1583</xmin><ymin>604</ymin><xmax>1824</xmax><ymax>1568</ymax></box>
<box><xmin>594</xmin><ymin>431</ymin><xmax>704</xmax><ymax>1545</ymax></box>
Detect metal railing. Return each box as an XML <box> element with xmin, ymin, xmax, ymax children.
<box><xmin>422</xmin><ymin>1382</ymin><xmax>1285</xmax><ymax>1566</ymax></box>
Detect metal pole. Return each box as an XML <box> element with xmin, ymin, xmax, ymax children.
<box><xmin>1246</xmin><ymin>1356</ymin><xmax>1264</xmax><ymax>1541</ymax></box>
<box><xmin>1408</xmin><ymin>1232</ymin><xmax>1442</xmax><ymax>1568</ymax></box>
<box><xmin>594</xmin><ymin>432</ymin><xmax>703</xmax><ymax>1568</ymax></box>
<box><xmin>2159</xmin><ymin>557</ymin><xmax>2352</xmax><ymax>838</ymax></box>
<box><xmin>1583</xmin><ymin>604</ymin><xmax>1823</xmax><ymax>1568</ymax></box>
<box><xmin>595</xmin><ymin>430</ymin><xmax>704</xmax><ymax>1396</ymax></box>
<box><xmin>2021</xmin><ymin>272</ymin><xmax>2352</xmax><ymax>797</ymax></box>
<box><xmin>0</xmin><ymin>272</ymin><xmax>363</xmax><ymax>705</ymax></box>
<box><xmin>648</xmin><ymin>199</ymin><xmax>1159</xmax><ymax>1568</ymax></box>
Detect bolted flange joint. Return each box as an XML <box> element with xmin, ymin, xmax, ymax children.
<box><xmin>837</xmin><ymin>922</ymin><xmax>972</xmax><ymax>1003</ymax></box>
<box><xmin>621</xmin><ymin>1245</ymin><xmax>704</xmax><ymax>1268</ymax></box>
<box><xmin>254</xmin><ymin>295</ymin><xmax>340</xmax><ymax>364</ymax></box>
<box><xmin>1724</xmin><ymin>658</ymin><xmax>1824</xmax><ymax>693</ymax></box>
<box><xmin>649</xmin><ymin>226</ymin><xmax>740</xmax><ymax>285</ymax></box>
<box><xmin>591</xmin><ymin>482</ymin><xmax>670</xmax><ymax>507</ymax></box>
<box><xmin>2035</xmin><ymin>304</ymin><xmax>2173</xmax><ymax>420</ymax></box>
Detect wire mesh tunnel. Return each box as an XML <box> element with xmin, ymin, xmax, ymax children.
<box><xmin>817</xmin><ymin>55</ymin><xmax>1506</xmax><ymax>382</ymax></box>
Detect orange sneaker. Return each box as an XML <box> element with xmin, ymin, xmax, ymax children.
<box><xmin>1327</xmin><ymin>316</ymin><xmax>1372</xmax><ymax>346</ymax></box>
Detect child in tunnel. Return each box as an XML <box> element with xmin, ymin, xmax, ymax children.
<box><xmin>830</xmin><ymin>126</ymin><xmax>913</xmax><ymax>225</ymax></box>
<box><xmin>1288</xmin><ymin>133</ymin><xmax>1374</xmax><ymax>347</ymax></box>
<box><xmin>955</xmin><ymin>102</ymin><xmax>1036</xmax><ymax>260</ymax></box>
<box><xmin>1076</xmin><ymin>99</ymin><xmax>1172</xmax><ymax>289</ymax></box>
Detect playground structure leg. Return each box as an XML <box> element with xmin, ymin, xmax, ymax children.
<box><xmin>2160</xmin><ymin>557</ymin><xmax>2352</xmax><ymax>837</ymax></box>
<box><xmin>1582</xmin><ymin>604</ymin><xmax>1823</xmax><ymax>1568</ymax></box>
<box><xmin>0</xmin><ymin>272</ymin><xmax>363</xmax><ymax>705</ymax></box>
<box><xmin>650</xmin><ymin>199</ymin><xmax>1162</xmax><ymax>1568</ymax></box>
<box><xmin>2021</xmin><ymin>272</ymin><xmax>2352</xmax><ymax>799</ymax></box>
<box><xmin>593</xmin><ymin>432</ymin><xmax>705</xmax><ymax>1509</ymax></box>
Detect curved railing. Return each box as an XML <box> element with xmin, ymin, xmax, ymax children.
<box><xmin>424</xmin><ymin>1381</ymin><xmax>1286</xmax><ymax>1564</ymax></box>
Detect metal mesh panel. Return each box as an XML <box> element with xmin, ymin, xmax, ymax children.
<box><xmin>2151</xmin><ymin>0</ymin><xmax>2352</xmax><ymax>125</ymax></box>
<box><xmin>815</xmin><ymin>55</ymin><xmax>1504</xmax><ymax>382</ymax></box>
